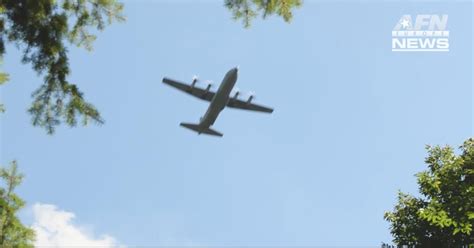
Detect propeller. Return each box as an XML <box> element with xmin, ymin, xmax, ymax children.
<box><xmin>243</xmin><ymin>91</ymin><xmax>255</xmax><ymax>103</ymax></box>
<box><xmin>231</xmin><ymin>88</ymin><xmax>241</xmax><ymax>98</ymax></box>
<box><xmin>246</xmin><ymin>91</ymin><xmax>256</xmax><ymax>98</ymax></box>
<box><xmin>191</xmin><ymin>75</ymin><xmax>199</xmax><ymax>86</ymax></box>
<box><xmin>203</xmin><ymin>80</ymin><xmax>214</xmax><ymax>92</ymax></box>
<box><xmin>205</xmin><ymin>80</ymin><xmax>214</xmax><ymax>86</ymax></box>
<box><xmin>247</xmin><ymin>91</ymin><xmax>255</xmax><ymax>103</ymax></box>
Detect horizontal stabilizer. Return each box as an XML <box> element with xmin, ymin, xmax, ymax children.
<box><xmin>180</xmin><ymin>123</ymin><xmax>223</xmax><ymax>137</ymax></box>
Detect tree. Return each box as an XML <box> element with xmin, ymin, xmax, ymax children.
<box><xmin>225</xmin><ymin>0</ymin><xmax>301</xmax><ymax>28</ymax></box>
<box><xmin>384</xmin><ymin>138</ymin><xmax>474</xmax><ymax>247</ymax></box>
<box><xmin>0</xmin><ymin>161</ymin><xmax>35</xmax><ymax>247</ymax></box>
<box><xmin>0</xmin><ymin>0</ymin><xmax>125</xmax><ymax>134</ymax></box>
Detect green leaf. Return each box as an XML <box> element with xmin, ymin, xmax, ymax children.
<box><xmin>0</xmin><ymin>0</ymin><xmax>123</xmax><ymax>133</ymax></box>
<box><xmin>385</xmin><ymin>138</ymin><xmax>474</xmax><ymax>246</ymax></box>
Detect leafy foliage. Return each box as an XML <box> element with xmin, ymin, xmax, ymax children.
<box><xmin>225</xmin><ymin>0</ymin><xmax>301</xmax><ymax>27</ymax></box>
<box><xmin>0</xmin><ymin>71</ymin><xmax>7</xmax><ymax>113</ymax></box>
<box><xmin>0</xmin><ymin>0</ymin><xmax>124</xmax><ymax>134</ymax></box>
<box><xmin>0</xmin><ymin>58</ymin><xmax>7</xmax><ymax>113</ymax></box>
<box><xmin>385</xmin><ymin>138</ymin><xmax>474</xmax><ymax>247</ymax></box>
<box><xmin>0</xmin><ymin>161</ymin><xmax>35</xmax><ymax>247</ymax></box>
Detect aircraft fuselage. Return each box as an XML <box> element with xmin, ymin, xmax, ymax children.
<box><xmin>199</xmin><ymin>67</ymin><xmax>238</xmax><ymax>128</ymax></box>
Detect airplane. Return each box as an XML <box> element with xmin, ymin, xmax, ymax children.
<box><xmin>162</xmin><ymin>67</ymin><xmax>273</xmax><ymax>137</ymax></box>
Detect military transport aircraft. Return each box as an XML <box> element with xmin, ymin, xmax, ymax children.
<box><xmin>162</xmin><ymin>67</ymin><xmax>273</xmax><ymax>137</ymax></box>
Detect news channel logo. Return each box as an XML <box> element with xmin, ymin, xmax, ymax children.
<box><xmin>392</xmin><ymin>14</ymin><xmax>449</xmax><ymax>52</ymax></box>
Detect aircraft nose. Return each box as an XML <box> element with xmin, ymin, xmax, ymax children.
<box><xmin>228</xmin><ymin>67</ymin><xmax>238</xmax><ymax>78</ymax></box>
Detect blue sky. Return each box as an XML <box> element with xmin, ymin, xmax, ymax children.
<box><xmin>1</xmin><ymin>0</ymin><xmax>472</xmax><ymax>246</ymax></box>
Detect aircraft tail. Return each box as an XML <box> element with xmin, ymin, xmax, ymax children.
<box><xmin>180</xmin><ymin>123</ymin><xmax>223</xmax><ymax>137</ymax></box>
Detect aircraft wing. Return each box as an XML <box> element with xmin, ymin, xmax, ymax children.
<box><xmin>227</xmin><ymin>98</ymin><xmax>274</xmax><ymax>113</ymax></box>
<box><xmin>162</xmin><ymin>77</ymin><xmax>215</xmax><ymax>101</ymax></box>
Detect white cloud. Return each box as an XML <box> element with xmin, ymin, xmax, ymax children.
<box><xmin>32</xmin><ymin>203</ymin><xmax>122</xmax><ymax>247</ymax></box>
